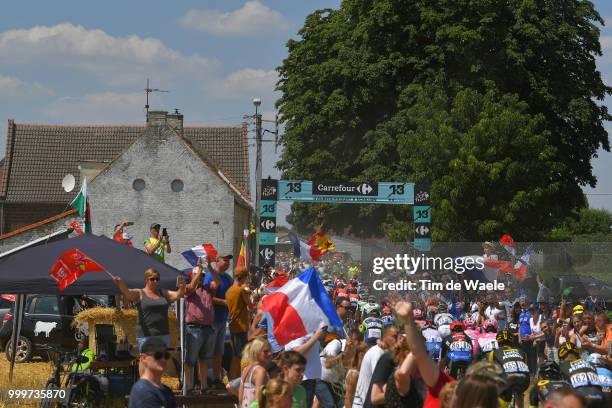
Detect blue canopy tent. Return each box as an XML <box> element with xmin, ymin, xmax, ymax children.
<box><xmin>0</xmin><ymin>233</ymin><xmax>186</xmax><ymax>383</ymax></box>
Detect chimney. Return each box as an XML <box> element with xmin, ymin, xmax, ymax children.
<box><xmin>167</xmin><ymin>109</ymin><xmax>184</xmax><ymax>134</ymax></box>
<box><xmin>146</xmin><ymin>110</ymin><xmax>168</xmax><ymax>127</ymax></box>
<box><xmin>146</xmin><ymin>109</ymin><xmax>183</xmax><ymax>134</ymax></box>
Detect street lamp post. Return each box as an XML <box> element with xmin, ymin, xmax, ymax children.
<box><xmin>253</xmin><ymin>98</ymin><xmax>262</xmax><ymax>267</ymax></box>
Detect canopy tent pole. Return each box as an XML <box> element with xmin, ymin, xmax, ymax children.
<box><xmin>8</xmin><ymin>294</ymin><xmax>26</xmax><ymax>383</ymax></box>
<box><xmin>179</xmin><ymin>298</ymin><xmax>186</xmax><ymax>397</ymax></box>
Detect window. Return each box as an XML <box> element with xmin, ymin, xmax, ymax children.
<box><xmin>32</xmin><ymin>296</ymin><xmax>59</xmax><ymax>315</ymax></box>
<box><xmin>133</xmin><ymin>178</ymin><xmax>145</xmax><ymax>191</ymax></box>
<box><xmin>171</xmin><ymin>179</ymin><xmax>184</xmax><ymax>192</ymax></box>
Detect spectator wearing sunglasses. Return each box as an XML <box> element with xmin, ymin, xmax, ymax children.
<box><xmin>129</xmin><ymin>337</ymin><xmax>176</xmax><ymax>408</ymax></box>
<box><xmin>113</xmin><ymin>268</ymin><xmax>185</xmax><ymax>352</ymax></box>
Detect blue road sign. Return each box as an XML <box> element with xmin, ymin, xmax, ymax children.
<box><xmin>414</xmin><ymin>238</ymin><xmax>432</xmax><ymax>252</ymax></box>
<box><xmin>413</xmin><ymin>206</ymin><xmax>431</xmax><ymax>223</ymax></box>
<box><xmin>259</xmin><ymin>232</ymin><xmax>276</xmax><ymax>246</ymax></box>
<box><xmin>260</xmin><ymin>200</ymin><xmax>277</xmax><ymax>217</ymax></box>
<box><xmin>278</xmin><ymin>180</ymin><xmax>414</xmax><ymax>204</ymax></box>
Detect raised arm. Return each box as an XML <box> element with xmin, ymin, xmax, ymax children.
<box><xmin>166</xmin><ymin>276</ymin><xmax>186</xmax><ymax>302</ymax></box>
<box><xmin>395</xmin><ymin>301</ymin><xmax>439</xmax><ymax>388</ymax></box>
<box><xmin>111</xmin><ymin>276</ymin><xmax>140</xmax><ymax>303</ymax></box>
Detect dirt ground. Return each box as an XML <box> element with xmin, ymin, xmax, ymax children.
<box><xmin>0</xmin><ymin>356</ymin><xmax>180</xmax><ymax>407</ymax></box>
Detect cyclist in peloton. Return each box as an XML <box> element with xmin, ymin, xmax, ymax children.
<box><xmin>434</xmin><ymin>302</ymin><xmax>454</xmax><ymax>338</ymax></box>
<box><xmin>474</xmin><ymin>319</ymin><xmax>499</xmax><ymax>360</ymax></box>
<box><xmin>489</xmin><ymin>330</ymin><xmax>530</xmax><ymax>408</ymax></box>
<box><xmin>586</xmin><ymin>354</ymin><xmax>611</xmax><ymax>405</ymax></box>
<box><xmin>529</xmin><ymin>360</ymin><xmax>572</xmax><ymax>408</ymax></box>
<box><xmin>558</xmin><ymin>342</ymin><xmax>605</xmax><ymax>408</ymax></box>
<box><xmin>359</xmin><ymin>308</ymin><xmax>384</xmax><ymax>346</ymax></box>
<box><xmin>439</xmin><ymin>321</ymin><xmax>473</xmax><ymax>378</ymax></box>
<box><xmin>421</xmin><ymin>319</ymin><xmax>443</xmax><ymax>361</ymax></box>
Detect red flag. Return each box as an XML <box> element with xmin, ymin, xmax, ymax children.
<box><xmin>49</xmin><ymin>249</ymin><xmax>105</xmax><ymax>291</ymax></box>
<box><xmin>69</xmin><ymin>221</ymin><xmax>84</xmax><ymax>236</ymax></box>
<box><xmin>203</xmin><ymin>243</ymin><xmax>218</xmax><ymax>260</ymax></box>
<box><xmin>307</xmin><ymin>230</ymin><xmax>335</xmax><ymax>261</ymax></box>
<box><xmin>499</xmin><ymin>234</ymin><xmax>516</xmax><ymax>256</ymax></box>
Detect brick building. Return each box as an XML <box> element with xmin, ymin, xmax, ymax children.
<box><xmin>0</xmin><ymin>111</ymin><xmax>252</xmax><ymax>269</ymax></box>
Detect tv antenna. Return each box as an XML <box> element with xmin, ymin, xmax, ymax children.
<box><xmin>145</xmin><ymin>78</ymin><xmax>168</xmax><ymax>112</ymax></box>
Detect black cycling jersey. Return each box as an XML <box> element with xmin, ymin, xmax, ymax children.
<box><xmin>559</xmin><ymin>359</ymin><xmax>605</xmax><ymax>408</ymax></box>
<box><xmin>490</xmin><ymin>346</ymin><xmax>530</xmax><ymax>377</ymax></box>
<box><xmin>440</xmin><ymin>332</ymin><xmax>473</xmax><ymax>362</ymax></box>
<box><xmin>529</xmin><ymin>379</ymin><xmax>571</xmax><ymax>408</ymax></box>
<box><xmin>560</xmin><ymin>359</ymin><xmax>602</xmax><ymax>389</ymax></box>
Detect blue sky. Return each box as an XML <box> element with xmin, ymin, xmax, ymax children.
<box><xmin>0</xmin><ymin>0</ymin><xmax>610</xmax><ymax>222</ymax></box>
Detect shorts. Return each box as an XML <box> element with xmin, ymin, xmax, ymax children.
<box><xmin>211</xmin><ymin>321</ymin><xmax>227</xmax><ymax>357</ymax></box>
<box><xmin>185</xmin><ymin>325</ymin><xmax>214</xmax><ymax>365</ymax></box>
<box><xmin>137</xmin><ymin>334</ymin><xmax>171</xmax><ymax>353</ymax></box>
<box><xmin>500</xmin><ymin>374</ymin><xmax>530</xmax><ymax>402</ymax></box>
<box><xmin>231</xmin><ymin>332</ymin><xmax>248</xmax><ymax>358</ymax></box>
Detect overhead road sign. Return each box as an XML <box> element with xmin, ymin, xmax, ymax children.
<box><xmin>278</xmin><ymin>180</ymin><xmax>414</xmax><ymax>204</ymax></box>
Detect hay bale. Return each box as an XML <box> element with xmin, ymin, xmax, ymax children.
<box><xmin>73</xmin><ymin>307</ymin><xmax>179</xmax><ymax>352</ymax></box>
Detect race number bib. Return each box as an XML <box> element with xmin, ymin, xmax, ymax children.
<box><xmin>503</xmin><ymin>361</ymin><xmax>529</xmax><ymax>374</ymax></box>
<box><xmin>450</xmin><ymin>341</ymin><xmax>471</xmax><ymax>352</ymax></box>
<box><xmin>368</xmin><ymin>328</ymin><xmax>381</xmax><ymax>339</ymax></box>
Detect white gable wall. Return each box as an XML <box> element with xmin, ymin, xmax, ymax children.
<box><xmin>88</xmin><ymin>127</ymin><xmax>239</xmax><ymax>271</ymax></box>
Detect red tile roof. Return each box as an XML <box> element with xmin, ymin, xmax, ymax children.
<box><xmin>0</xmin><ymin>209</ymin><xmax>77</xmax><ymax>241</ymax></box>
<box><xmin>0</xmin><ymin>121</ymin><xmax>250</xmax><ymax>203</ymax></box>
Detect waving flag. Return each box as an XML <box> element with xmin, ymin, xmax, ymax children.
<box><xmin>49</xmin><ymin>249</ymin><xmax>105</xmax><ymax>291</ymax></box>
<box><xmin>70</xmin><ymin>178</ymin><xmax>92</xmax><ymax>234</ymax></box>
<box><xmin>289</xmin><ymin>231</ymin><xmax>335</xmax><ymax>262</ymax></box>
<box><xmin>182</xmin><ymin>243</ymin><xmax>218</xmax><ymax>267</ymax></box>
<box><xmin>499</xmin><ymin>234</ymin><xmax>516</xmax><ymax>257</ymax></box>
<box><xmin>266</xmin><ymin>273</ymin><xmax>290</xmax><ymax>294</ymax></box>
<box><xmin>236</xmin><ymin>229</ymin><xmax>249</xmax><ymax>269</ymax></box>
<box><xmin>262</xmin><ymin>267</ymin><xmax>342</xmax><ymax>345</ymax></box>
<box><xmin>308</xmin><ymin>230</ymin><xmax>335</xmax><ymax>261</ymax></box>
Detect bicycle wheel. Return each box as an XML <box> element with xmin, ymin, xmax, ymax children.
<box><xmin>39</xmin><ymin>380</ymin><xmax>60</xmax><ymax>408</ymax></box>
<box><xmin>67</xmin><ymin>377</ymin><xmax>101</xmax><ymax>408</ymax></box>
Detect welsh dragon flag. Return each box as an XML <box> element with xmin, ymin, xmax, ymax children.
<box><xmin>70</xmin><ymin>177</ymin><xmax>92</xmax><ymax>233</ymax></box>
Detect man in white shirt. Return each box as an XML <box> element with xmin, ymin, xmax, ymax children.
<box><xmin>285</xmin><ymin>327</ymin><xmax>326</xmax><ymax>407</ymax></box>
<box><xmin>352</xmin><ymin>325</ymin><xmax>399</xmax><ymax>408</ymax></box>
<box><xmin>317</xmin><ymin>333</ymin><xmax>344</xmax><ymax>408</ymax></box>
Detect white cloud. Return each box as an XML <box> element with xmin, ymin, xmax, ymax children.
<box><xmin>179</xmin><ymin>1</ymin><xmax>289</xmax><ymax>36</ymax></box>
<box><xmin>0</xmin><ymin>23</ymin><xmax>217</xmax><ymax>85</ymax></box>
<box><xmin>0</xmin><ymin>74</ymin><xmax>54</xmax><ymax>99</ymax></box>
<box><xmin>221</xmin><ymin>68</ymin><xmax>278</xmax><ymax>97</ymax></box>
<box><xmin>41</xmin><ymin>92</ymin><xmax>148</xmax><ymax>123</ymax></box>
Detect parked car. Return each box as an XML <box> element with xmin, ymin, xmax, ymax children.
<box><xmin>0</xmin><ymin>294</ymin><xmax>106</xmax><ymax>363</ymax></box>
<box><xmin>0</xmin><ymin>296</ymin><xmax>14</xmax><ymax>328</ymax></box>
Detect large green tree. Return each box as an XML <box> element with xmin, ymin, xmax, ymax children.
<box><xmin>276</xmin><ymin>0</ymin><xmax>610</xmax><ymax>241</ymax></box>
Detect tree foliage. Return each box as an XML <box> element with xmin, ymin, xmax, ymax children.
<box><xmin>276</xmin><ymin>0</ymin><xmax>610</xmax><ymax>241</ymax></box>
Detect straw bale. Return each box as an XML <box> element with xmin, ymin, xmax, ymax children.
<box><xmin>73</xmin><ymin>307</ymin><xmax>178</xmax><ymax>352</ymax></box>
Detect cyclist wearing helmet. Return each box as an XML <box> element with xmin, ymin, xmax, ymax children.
<box><xmin>586</xmin><ymin>354</ymin><xmax>612</xmax><ymax>404</ymax></box>
<box><xmin>558</xmin><ymin>342</ymin><xmax>605</xmax><ymax>408</ymax></box>
<box><xmin>439</xmin><ymin>321</ymin><xmax>473</xmax><ymax>378</ymax></box>
<box><xmin>381</xmin><ymin>313</ymin><xmax>395</xmax><ymax>328</ymax></box>
<box><xmin>413</xmin><ymin>308</ymin><xmax>426</xmax><ymax>327</ymax></box>
<box><xmin>434</xmin><ymin>302</ymin><xmax>454</xmax><ymax>338</ymax></box>
<box><xmin>474</xmin><ymin>319</ymin><xmax>499</xmax><ymax>359</ymax></box>
<box><xmin>359</xmin><ymin>309</ymin><xmax>384</xmax><ymax>346</ymax></box>
<box><xmin>362</xmin><ymin>297</ymin><xmax>381</xmax><ymax>316</ymax></box>
<box><xmin>421</xmin><ymin>319</ymin><xmax>442</xmax><ymax>361</ymax></box>
<box><xmin>529</xmin><ymin>361</ymin><xmax>572</xmax><ymax>408</ymax></box>
<box><xmin>464</xmin><ymin>312</ymin><xmax>481</xmax><ymax>344</ymax></box>
<box><xmin>489</xmin><ymin>330</ymin><xmax>530</xmax><ymax>408</ymax></box>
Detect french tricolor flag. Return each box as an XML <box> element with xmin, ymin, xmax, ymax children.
<box><xmin>181</xmin><ymin>243</ymin><xmax>218</xmax><ymax>267</ymax></box>
<box><xmin>262</xmin><ymin>267</ymin><xmax>342</xmax><ymax>346</ymax></box>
